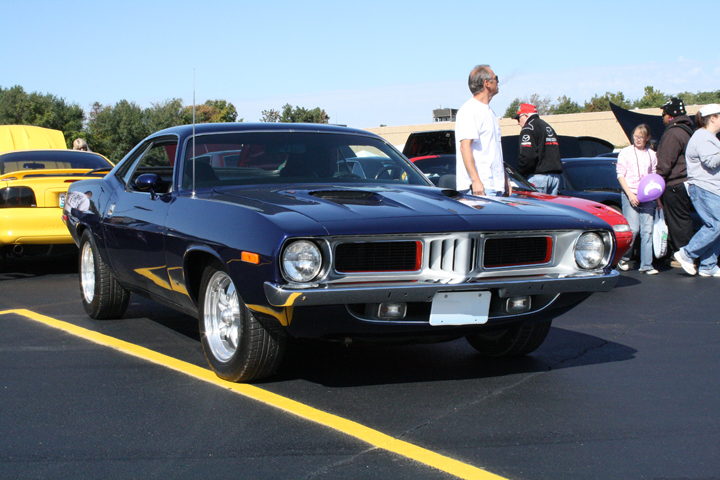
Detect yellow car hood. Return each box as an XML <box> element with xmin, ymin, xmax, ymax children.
<box><xmin>0</xmin><ymin>125</ymin><xmax>66</xmax><ymax>153</ymax></box>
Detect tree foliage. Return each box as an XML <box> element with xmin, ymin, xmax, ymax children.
<box><xmin>86</xmin><ymin>100</ymin><xmax>148</xmax><ymax>163</ymax></box>
<box><xmin>183</xmin><ymin>99</ymin><xmax>239</xmax><ymax>124</ymax></box>
<box><xmin>583</xmin><ymin>92</ymin><xmax>631</xmax><ymax>112</ymax></box>
<box><xmin>84</xmin><ymin>98</ymin><xmax>240</xmax><ymax>162</ymax></box>
<box><xmin>553</xmin><ymin>95</ymin><xmax>583</xmax><ymax>115</ymax></box>
<box><xmin>503</xmin><ymin>94</ymin><xmax>554</xmax><ymax>117</ymax></box>
<box><xmin>631</xmin><ymin>86</ymin><xmax>669</xmax><ymax>109</ymax></box>
<box><xmin>260</xmin><ymin>104</ymin><xmax>329</xmax><ymax>123</ymax></box>
<box><xmin>260</xmin><ymin>109</ymin><xmax>281</xmax><ymax>122</ymax></box>
<box><xmin>280</xmin><ymin>104</ymin><xmax>330</xmax><ymax>123</ymax></box>
<box><xmin>0</xmin><ymin>85</ymin><xmax>85</xmax><ymax>148</ymax></box>
<box><xmin>676</xmin><ymin>90</ymin><xmax>720</xmax><ymax>106</ymax></box>
<box><xmin>504</xmin><ymin>98</ymin><xmax>522</xmax><ymax>119</ymax></box>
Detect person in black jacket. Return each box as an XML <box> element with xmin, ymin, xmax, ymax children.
<box><xmin>657</xmin><ymin>97</ymin><xmax>694</xmax><ymax>262</ymax></box>
<box><xmin>514</xmin><ymin>103</ymin><xmax>563</xmax><ymax>194</ymax></box>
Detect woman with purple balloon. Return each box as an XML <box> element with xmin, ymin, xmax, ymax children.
<box><xmin>616</xmin><ymin>124</ymin><xmax>661</xmax><ymax>274</ymax></box>
<box><xmin>673</xmin><ymin>104</ymin><xmax>720</xmax><ymax>277</ymax></box>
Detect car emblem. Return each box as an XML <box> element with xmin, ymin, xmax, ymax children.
<box><xmin>546</xmin><ymin>127</ymin><xmax>553</xmax><ymax>135</ymax></box>
<box><xmin>522</xmin><ymin>135</ymin><xmax>530</xmax><ymax>142</ymax></box>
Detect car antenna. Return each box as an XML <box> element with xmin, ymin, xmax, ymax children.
<box><xmin>192</xmin><ymin>68</ymin><xmax>196</xmax><ymax>196</ymax></box>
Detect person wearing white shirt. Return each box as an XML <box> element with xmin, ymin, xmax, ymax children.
<box><xmin>454</xmin><ymin>65</ymin><xmax>510</xmax><ymax>197</ymax></box>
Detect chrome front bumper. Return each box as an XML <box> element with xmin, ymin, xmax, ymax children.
<box><xmin>264</xmin><ymin>270</ymin><xmax>619</xmax><ymax>307</ymax></box>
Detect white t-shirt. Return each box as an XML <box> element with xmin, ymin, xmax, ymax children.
<box><xmin>454</xmin><ymin>98</ymin><xmax>505</xmax><ymax>193</ymax></box>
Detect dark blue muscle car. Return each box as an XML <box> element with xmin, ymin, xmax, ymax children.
<box><xmin>63</xmin><ymin>123</ymin><xmax>619</xmax><ymax>382</ymax></box>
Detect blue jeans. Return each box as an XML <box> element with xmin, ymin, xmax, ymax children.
<box><xmin>527</xmin><ymin>173</ymin><xmax>562</xmax><ymax>195</ymax></box>
<box><xmin>621</xmin><ymin>193</ymin><xmax>655</xmax><ymax>271</ymax></box>
<box><xmin>683</xmin><ymin>184</ymin><xmax>720</xmax><ymax>275</ymax></box>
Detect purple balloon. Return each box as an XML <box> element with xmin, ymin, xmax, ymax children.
<box><xmin>637</xmin><ymin>173</ymin><xmax>665</xmax><ymax>202</ymax></box>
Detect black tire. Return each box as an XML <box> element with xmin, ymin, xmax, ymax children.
<box><xmin>466</xmin><ymin>320</ymin><xmax>552</xmax><ymax>357</ymax></box>
<box><xmin>79</xmin><ymin>230</ymin><xmax>130</xmax><ymax>319</ymax></box>
<box><xmin>198</xmin><ymin>262</ymin><xmax>286</xmax><ymax>382</ymax></box>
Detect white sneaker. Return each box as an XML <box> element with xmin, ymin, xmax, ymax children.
<box><xmin>673</xmin><ymin>250</ymin><xmax>697</xmax><ymax>276</ymax></box>
<box><xmin>698</xmin><ymin>270</ymin><xmax>720</xmax><ymax>277</ymax></box>
<box><xmin>617</xmin><ymin>260</ymin><xmax>629</xmax><ymax>271</ymax></box>
<box><xmin>640</xmin><ymin>269</ymin><xmax>659</xmax><ymax>275</ymax></box>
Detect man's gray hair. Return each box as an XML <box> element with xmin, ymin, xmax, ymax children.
<box><xmin>468</xmin><ymin>65</ymin><xmax>493</xmax><ymax>95</ymax></box>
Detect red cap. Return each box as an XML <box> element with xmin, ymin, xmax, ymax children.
<box><xmin>512</xmin><ymin>103</ymin><xmax>537</xmax><ymax>119</ymax></box>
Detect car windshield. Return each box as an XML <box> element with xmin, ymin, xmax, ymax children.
<box><xmin>563</xmin><ymin>161</ymin><xmax>621</xmax><ymax>191</ymax></box>
<box><xmin>180</xmin><ymin>131</ymin><xmax>430</xmax><ymax>190</ymax></box>
<box><xmin>0</xmin><ymin>150</ymin><xmax>112</xmax><ymax>175</ymax></box>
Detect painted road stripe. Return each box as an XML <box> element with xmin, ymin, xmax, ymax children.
<box><xmin>2</xmin><ymin>309</ymin><xmax>509</xmax><ymax>480</ymax></box>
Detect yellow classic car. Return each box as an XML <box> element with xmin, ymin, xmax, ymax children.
<box><xmin>1</xmin><ymin>149</ymin><xmax>113</xmax><ymax>256</ymax></box>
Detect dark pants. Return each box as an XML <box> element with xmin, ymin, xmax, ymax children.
<box><xmin>661</xmin><ymin>183</ymin><xmax>694</xmax><ymax>254</ymax></box>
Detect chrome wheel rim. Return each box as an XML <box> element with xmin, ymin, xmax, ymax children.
<box><xmin>204</xmin><ymin>271</ymin><xmax>241</xmax><ymax>362</ymax></box>
<box><xmin>80</xmin><ymin>241</ymin><xmax>95</xmax><ymax>303</ymax></box>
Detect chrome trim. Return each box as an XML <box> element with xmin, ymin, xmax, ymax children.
<box><xmin>264</xmin><ymin>270</ymin><xmax>619</xmax><ymax>307</ymax></box>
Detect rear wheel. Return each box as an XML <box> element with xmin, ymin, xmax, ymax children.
<box><xmin>466</xmin><ymin>320</ymin><xmax>552</xmax><ymax>357</ymax></box>
<box><xmin>199</xmin><ymin>262</ymin><xmax>286</xmax><ymax>382</ymax></box>
<box><xmin>79</xmin><ymin>230</ymin><xmax>130</xmax><ymax>319</ymax></box>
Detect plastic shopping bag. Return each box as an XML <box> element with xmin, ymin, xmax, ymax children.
<box><xmin>653</xmin><ymin>209</ymin><xmax>668</xmax><ymax>258</ymax></box>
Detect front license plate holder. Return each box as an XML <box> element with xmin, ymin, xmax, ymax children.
<box><xmin>429</xmin><ymin>291</ymin><xmax>491</xmax><ymax>326</ymax></box>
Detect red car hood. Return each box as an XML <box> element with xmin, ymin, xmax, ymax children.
<box><xmin>516</xmin><ymin>191</ymin><xmax>626</xmax><ymax>226</ymax></box>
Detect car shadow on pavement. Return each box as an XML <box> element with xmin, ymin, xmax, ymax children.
<box><xmin>114</xmin><ymin>293</ymin><xmax>637</xmax><ymax>387</ymax></box>
<box><xmin>0</xmin><ymin>250</ymin><xmax>78</xmax><ymax>280</ymax></box>
<box><xmin>266</xmin><ymin>327</ymin><xmax>637</xmax><ymax>387</ymax></box>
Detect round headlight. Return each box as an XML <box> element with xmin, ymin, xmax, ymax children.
<box><xmin>574</xmin><ymin>232</ymin><xmax>605</xmax><ymax>269</ymax></box>
<box><xmin>282</xmin><ymin>240</ymin><xmax>322</xmax><ymax>283</ymax></box>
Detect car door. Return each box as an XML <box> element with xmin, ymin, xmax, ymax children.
<box><xmin>102</xmin><ymin>136</ymin><xmax>179</xmax><ymax>301</ymax></box>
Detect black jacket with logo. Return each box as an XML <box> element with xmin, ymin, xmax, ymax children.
<box><xmin>517</xmin><ymin>114</ymin><xmax>562</xmax><ymax>177</ymax></box>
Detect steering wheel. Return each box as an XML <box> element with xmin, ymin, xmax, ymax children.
<box><xmin>375</xmin><ymin>166</ymin><xmax>404</xmax><ymax>180</ymax></box>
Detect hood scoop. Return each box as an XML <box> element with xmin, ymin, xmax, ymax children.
<box><xmin>309</xmin><ymin>190</ymin><xmax>384</xmax><ymax>206</ymax></box>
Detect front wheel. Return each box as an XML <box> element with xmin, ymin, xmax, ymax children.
<box><xmin>466</xmin><ymin>320</ymin><xmax>552</xmax><ymax>357</ymax></box>
<box><xmin>199</xmin><ymin>262</ymin><xmax>286</xmax><ymax>382</ymax></box>
<box><xmin>79</xmin><ymin>230</ymin><xmax>130</xmax><ymax>319</ymax></box>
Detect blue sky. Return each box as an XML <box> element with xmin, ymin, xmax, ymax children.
<box><xmin>2</xmin><ymin>1</ymin><xmax>719</xmax><ymax>128</ymax></box>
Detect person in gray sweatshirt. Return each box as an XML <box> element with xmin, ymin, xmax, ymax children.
<box><xmin>673</xmin><ymin>104</ymin><xmax>720</xmax><ymax>276</ymax></box>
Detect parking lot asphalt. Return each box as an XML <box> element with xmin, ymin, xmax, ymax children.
<box><xmin>1</xmin><ymin>253</ymin><xmax>719</xmax><ymax>480</ymax></box>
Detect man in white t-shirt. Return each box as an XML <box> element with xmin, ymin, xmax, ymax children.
<box><xmin>454</xmin><ymin>64</ymin><xmax>510</xmax><ymax>197</ymax></box>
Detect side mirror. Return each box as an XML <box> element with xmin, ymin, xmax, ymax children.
<box><xmin>135</xmin><ymin>173</ymin><xmax>163</xmax><ymax>198</ymax></box>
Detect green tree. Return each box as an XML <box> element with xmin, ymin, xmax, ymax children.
<box><xmin>145</xmin><ymin>98</ymin><xmax>186</xmax><ymax>133</ymax></box>
<box><xmin>260</xmin><ymin>109</ymin><xmax>281</xmax><ymax>122</ymax></box>
<box><xmin>677</xmin><ymin>90</ymin><xmax>720</xmax><ymax>106</ymax></box>
<box><xmin>503</xmin><ymin>94</ymin><xmax>554</xmax><ymax>117</ymax></box>
<box><xmin>504</xmin><ymin>98</ymin><xmax>521</xmax><ymax>118</ymax></box>
<box><xmin>0</xmin><ymin>85</ymin><xmax>85</xmax><ymax>148</ymax></box>
<box><xmin>632</xmin><ymin>86</ymin><xmax>669</xmax><ymax>109</ymax></box>
<box><xmin>276</xmin><ymin>103</ymin><xmax>329</xmax><ymax>123</ymax></box>
<box><xmin>553</xmin><ymin>95</ymin><xmax>582</xmax><ymax>114</ymax></box>
<box><xmin>86</xmin><ymin>100</ymin><xmax>148</xmax><ymax>163</ymax></box>
<box><xmin>583</xmin><ymin>91</ymin><xmax>631</xmax><ymax>112</ymax></box>
<box><xmin>181</xmin><ymin>99</ymin><xmax>240</xmax><ymax>124</ymax></box>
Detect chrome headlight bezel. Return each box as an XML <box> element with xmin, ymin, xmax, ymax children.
<box><xmin>281</xmin><ymin>239</ymin><xmax>324</xmax><ymax>283</ymax></box>
<box><xmin>574</xmin><ymin>232</ymin><xmax>609</xmax><ymax>270</ymax></box>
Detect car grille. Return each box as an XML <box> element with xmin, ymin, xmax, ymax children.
<box><xmin>483</xmin><ymin>236</ymin><xmax>552</xmax><ymax>268</ymax></box>
<box><xmin>331</xmin><ymin>235</ymin><xmax>554</xmax><ymax>276</ymax></box>
<box><xmin>427</xmin><ymin>237</ymin><xmax>475</xmax><ymax>274</ymax></box>
<box><xmin>335</xmin><ymin>241</ymin><xmax>420</xmax><ymax>272</ymax></box>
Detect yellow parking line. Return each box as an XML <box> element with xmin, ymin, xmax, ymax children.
<box><xmin>2</xmin><ymin>309</ymin><xmax>509</xmax><ymax>480</ymax></box>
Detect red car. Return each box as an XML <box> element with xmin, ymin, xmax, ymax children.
<box><xmin>410</xmin><ymin>154</ymin><xmax>633</xmax><ymax>266</ymax></box>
